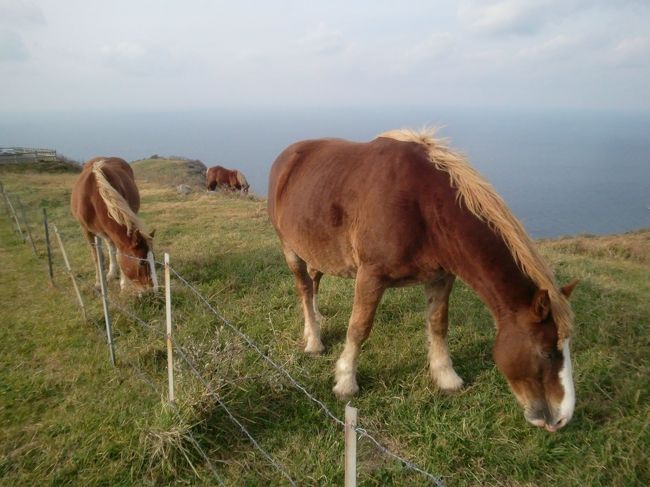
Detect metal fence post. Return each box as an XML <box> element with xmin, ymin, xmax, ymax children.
<box><xmin>43</xmin><ymin>209</ymin><xmax>54</xmax><ymax>285</ymax></box>
<box><xmin>164</xmin><ymin>253</ymin><xmax>175</xmax><ymax>404</ymax></box>
<box><xmin>51</xmin><ymin>224</ymin><xmax>87</xmax><ymax>322</ymax></box>
<box><xmin>345</xmin><ymin>404</ymin><xmax>358</xmax><ymax>487</ymax></box>
<box><xmin>95</xmin><ymin>237</ymin><xmax>116</xmax><ymax>366</ymax></box>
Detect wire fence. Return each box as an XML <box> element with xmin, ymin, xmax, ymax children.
<box><xmin>0</xmin><ymin>183</ymin><xmax>445</xmax><ymax>487</ymax></box>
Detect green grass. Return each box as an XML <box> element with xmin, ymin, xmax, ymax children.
<box><xmin>1</xmin><ymin>169</ymin><xmax>648</xmax><ymax>486</ymax></box>
<box><xmin>131</xmin><ymin>157</ymin><xmax>206</xmax><ymax>189</ymax></box>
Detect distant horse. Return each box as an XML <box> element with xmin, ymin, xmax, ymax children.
<box><xmin>206</xmin><ymin>165</ymin><xmax>249</xmax><ymax>194</ymax></box>
<box><xmin>71</xmin><ymin>157</ymin><xmax>158</xmax><ymax>293</ymax></box>
<box><xmin>268</xmin><ymin>129</ymin><xmax>578</xmax><ymax>432</ymax></box>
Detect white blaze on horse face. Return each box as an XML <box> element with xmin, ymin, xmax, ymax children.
<box><xmin>558</xmin><ymin>339</ymin><xmax>575</xmax><ymax>424</ymax></box>
<box><xmin>147</xmin><ymin>251</ymin><xmax>158</xmax><ymax>292</ymax></box>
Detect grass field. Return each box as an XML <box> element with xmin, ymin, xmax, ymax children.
<box><xmin>1</xmin><ymin>164</ymin><xmax>648</xmax><ymax>486</ymax></box>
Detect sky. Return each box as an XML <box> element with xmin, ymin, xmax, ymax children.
<box><xmin>1</xmin><ymin>0</ymin><xmax>650</xmax><ymax>112</ymax></box>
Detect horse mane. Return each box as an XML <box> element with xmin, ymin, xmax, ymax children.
<box><xmin>235</xmin><ymin>170</ymin><xmax>248</xmax><ymax>187</ymax></box>
<box><xmin>92</xmin><ymin>159</ymin><xmax>148</xmax><ymax>238</ymax></box>
<box><xmin>379</xmin><ymin>128</ymin><xmax>573</xmax><ymax>344</ymax></box>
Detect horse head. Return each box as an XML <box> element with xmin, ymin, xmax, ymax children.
<box><xmin>493</xmin><ymin>280</ymin><xmax>578</xmax><ymax>432</ymax></box>
<box><xmin>235</xmin><ymin>170</ymin><xmax>249</xmax><ymax>194</ymax></box>
<box><xmin>119</xmin><ymin>229</ymin><xmax>158</xmax><ymax>293</ymax></box>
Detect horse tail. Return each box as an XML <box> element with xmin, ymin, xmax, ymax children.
<box><xmin>92</xmin><ymin>159</ymin><xmax>145</xmax><ymax>236</ymax></box>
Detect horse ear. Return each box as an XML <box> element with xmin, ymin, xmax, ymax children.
<box><xmin>561</xmin><ymin>279</ymin><xmax>578</xmax><ymax>298</ymax></box>
<box><xmin>530</xmin><ymin>289</ymin><xmax>551</xmax><ymax>322</ymax></box>
<box><xmin>131</xmin><ymin>228</ymin><xmax>142</xmax><ymax>245</ymax></box>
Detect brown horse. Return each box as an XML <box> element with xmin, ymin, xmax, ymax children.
<box><xmin>71</xmin><ymin>157</ymin><xmax>157</xmax><ymax>293</ymax></box>
<box><xmin>268</xmin><ymin>129</ymin><xmax>578</xmax><ymax>432</ymax></box>
<box><xmin>206</xmin><ymin>165</ymin><xmax>250</xmax><ymax>193</ymax></box>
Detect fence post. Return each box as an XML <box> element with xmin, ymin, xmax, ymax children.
<box><xmin>164</xmin><ymin>253</ymin><xmax>175</xmax><ymax>404</ymax></box>
<box><xmin>95</xmin><ymin>237</ymin><xmax>116</xmax><ymax>366</ymax></box>
<box><xmin>5</xmin><ymin>193</ymin><xmax>24</xmax><ymax>241</ymax></box>
<box><xmin>345</xmin><ymin>404</ymin><xmax>358</xmax><ymax>487</ymax></box>
<box><xmin>0</xmin><ymin>181</ymin><xmax>9</xmax><ymax>216</ymax></box>
<box><xmin>43</xmin><ymin>209</ymin><xmax>54</xmax><ymax>285</ymax></box>
<box><xmin>0</xmin><ymin>182</ymin><xmax>12</xmax><ymax>228</ymax></box>
<box><xmin>51</xmin><ymin>224</ymin><xmax>87</xmax><ymax>322</ymax></box>
<box><xmin>16</xmin><ymin>196</ymin><xmax>38</xmax><ymax>256</ymax></box>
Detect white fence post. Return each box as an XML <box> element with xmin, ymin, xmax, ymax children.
<box><xmin>345</xmin><ymin>404</ymin><xmax>358</xmax><ymax>487</ymax></box>
<box><xmin>164</xmin><ymin>253</ymin><xmax>175</xmax><ymax>404</ymax></box>
<box><xmin>5</xmin><ymin>193</ymin><xmax>24</xmax><ymax>241</ymax></box>
<box><xmin>95</xmin><ymin>236</ymin><xmax>116</xmax><ymax>366</ymax></box>
<box><xmin>16</xmin><ymin>196</ymin><xmax>38</xmax><ymax>256</ymax></box>
<box><xmin>52</xmin><ymin>224</ymin><xmax>87</xmax><ymax>322</ymax></box>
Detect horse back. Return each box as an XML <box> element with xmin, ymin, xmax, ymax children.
<box><xmin>268</xmin><ymin>137</ymin><xmax>448</xmax><ymax>280</ymax></box>
<box><xmin>71</xmin><ymin>157</ymin><xmax>140</xmax><ymax>232</ymax></box>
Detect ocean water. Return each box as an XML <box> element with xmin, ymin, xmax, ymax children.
<box><xmin>2</xmin><ymin>106</ymin><xmax>649</xmax><ymax>238</ymax></box>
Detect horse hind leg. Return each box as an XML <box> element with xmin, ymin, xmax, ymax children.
<box><xmin>425</xmin><ymin>274</ymin><xmax>464</xmax><ymax>392</ymax></box>
<box><xmin>307</xmin><ymin>265</ymin><xmax>324</xmax><ymax>323</ymax></box>
<box><xmin>283</xmin><ymin>248</ymin><xmax>324</xmax><ymax>354</ymax></box>
<box><xmin>333</xmin><ymin>268</ymin><xmax>386</xmax><ymax>400</ymax></box>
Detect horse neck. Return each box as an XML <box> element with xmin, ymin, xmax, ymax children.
<box><xmin>462</xmin><ymin>253</ymin><xmax>535</xmax><ymax>326</ymax></box>
<box><xmin>430</xmin><ymin>211</ymin><xmax>536</xmax><ymax>325</ymax></box>
<box><xmin>101</xmin><ymin>219</ymin><xmax>142</xmax><ymax>257</ymax></box>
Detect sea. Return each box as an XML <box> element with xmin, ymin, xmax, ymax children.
<box><xmin>2</xmin><ymin>106</ymin><xmax>649</xmax><ymax>238</ymax></box>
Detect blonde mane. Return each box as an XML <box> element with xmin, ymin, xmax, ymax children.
<box><xmin>379</xmin><ymin>128</ymin><xmax>573</xmax><ymax>343</ymax></box>
<box><xmin>92</xmin><ymin>159</ymin><xmax>148</xmax><ymax>237</ymax></box>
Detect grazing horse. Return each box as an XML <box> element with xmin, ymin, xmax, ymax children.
<box><xmin>268</xmin><ymin>129</ymin><xmax>578</xmax><ymax>432</ymax></box>
<box><xmin>206</xmin><ymin>165</ymin><xmax>250</xmax><ymax>194</ymax></box>
<box><xmin>71</xmin><ymin>157</ymin><xmax>158</xmax><ymax>293</ymax></box>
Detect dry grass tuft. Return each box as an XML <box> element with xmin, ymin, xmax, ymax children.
<box><xmin>540</xmin><ymin>229</ymin><xmax>650</xmax><ymax>265</ymax></box>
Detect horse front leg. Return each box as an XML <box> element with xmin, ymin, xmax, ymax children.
<box><xmin>83</xmin><ymin>229</ymin><xmax>101</xmax><ymax>289</ymax></box>
<box><xmin>333</xmin><ymin>268</ymin><xmax>386</xmax><ymax>400</ymax></box>
<box><xmin>283</xmin><ymin>248</ymin><xmax>325</xmax><ymax>354</ymax></box>
<box><xmin>425</xmin><ymin>274</ymin><xmax>464</xmax><ymax>392</ymax></box>
<box><xmin>105</xmin><ymin>238</ymin><xmax>119</xmax><ymax>281</ymax></box>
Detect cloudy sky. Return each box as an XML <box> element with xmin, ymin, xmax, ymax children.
<box><xmin>1</xmin><ymin>0</ymin><xmax>649</xmax><ymax>112</ymax></box>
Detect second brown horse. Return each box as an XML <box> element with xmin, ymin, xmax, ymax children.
<box><xmin>71</xmin><ymin>157</ymin><xmax>157</xmax><ymax>293</ymax></box>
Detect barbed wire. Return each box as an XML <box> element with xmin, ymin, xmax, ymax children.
<box><xmin>355</xmin><ymin>427</ymin><xmax>445</xmax><ymax>486</ymax></box>
<box><xmin>53</xmin><ymin>252</ymin><xmax>225</xmax><ymax>486</ymax></box>
<box><xmin>90</xmin><ymin>285</ymin><xmax>166</xmax><ymax>338</ymax></box>
<box><xmin>169</xmin><ymin>264</ymin><xmax>345</xmax><ymax>428</ymax></box>
<box><xmin>171</xmin><ymin>335</ymin><xmax>297</xmax><ymax>487</ymax></box>
<box><xmin>169</xmin><ymin>263</ymin><xmax>446</xmax><ymax>486</ymax></box>
<box><xmin>4</xmin><ymin>202</ymin><xmax>445</xmax><ymax>486</ymax></box>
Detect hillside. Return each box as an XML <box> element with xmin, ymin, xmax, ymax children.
<box><xmin>1</xmin><ymin>169</ymin><xmax>648</xmax><ymax>486</ymax></box>
<box><xmin>131</xmin><ymin>156</ymin><xmax>207</xmax><ymax>188</ymax></box>
<box><xmin>0</xmin><ymin>154</ymin><xmax>81</xmax><ymax>174</ymax></box>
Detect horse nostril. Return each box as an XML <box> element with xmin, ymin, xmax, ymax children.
<box><xmin>545</xmin><ymin>417</ymin><xmax>567</xmax><ymax>432</ymax></box>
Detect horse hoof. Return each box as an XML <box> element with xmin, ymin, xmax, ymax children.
<box><xmin>434</xmin><ymin>368</ymin><xmax>464</xmax><ymax>393</ymax></box>
<box><xmin>304</xmin><ymin>340</ymin><xmax>325</xmax><ymax>355</ymax></box>
<box><xmin>333</xmin><ymin>380</ymin><xmax>359</xmax><ymax>400</ymax></box>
